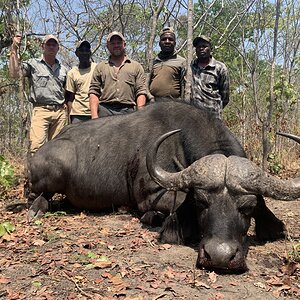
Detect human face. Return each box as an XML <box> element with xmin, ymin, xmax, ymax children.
<box><xmin>43</xmin><ymin>39</ymin><xmax>59</xmax><ymax>57</ymax></box>
<box><xmin>159</xmin><ymin>33</ymin><xmax>176</xmax><ymax>54</ymax></box>
<box><xmin>195</xmin><ymin>41</ymin><xmax>211</xmax><ymax>60</ymax></box>
<box><xmin>107</xmin><ymin>36</ymin><xmax>125</xmax><ymax>57</ymax></box>
<box><xmin>76</xmin><ymin>46</ymin><xmax>91</xmax><ymax>64</ymax></box>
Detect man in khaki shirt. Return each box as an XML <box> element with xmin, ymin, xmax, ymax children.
<box><xmin>9</xmin><ymin>34</ymin><xmax>68</xmax><ymax>154</ymax></box>
<box><xmin>66</xmin><ymin>41</ymin><xmax>96</xmax><ymax>123</ymax></box>
<box><xmin>89</xmin><ymin>31</ymin><xmax>147</xmax><ymax>118</ymax></box>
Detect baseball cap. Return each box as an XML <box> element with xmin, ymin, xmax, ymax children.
<box><xmin>75</xmin><ymin>40</ymin><xmax>91</xmax><ymax>51</ymax></box>
<box><xmin>43</xmin><ymin>34</ymin><xmax>59</xmax><ymax>44</ymax></box>
<box><xmin>107</xmin><ymin>31</ymin><xmax>125</xmax><ymax>43</ymax></box>
<box><xmin>193</xmin><ymin>35</ymin><xmax>211</xmax><ymax>47</ymax></box>
<box><xmin>160</xmin><ymin>26</ymin><xmax>175</xmax><ymax>37</ymax></box>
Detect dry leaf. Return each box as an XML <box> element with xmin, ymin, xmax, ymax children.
<box><xmin>280</xmin><ymin>262</ymin><xmax>298</xmax><ymax>275</ymax></box>
<box><xmin>159</xmin><ymin>244</ymin><xmax>172</xmax><ymax>250</ymax></box>
<box><xmin>32</xmin><ymin>239</ymin><xmax>46</xmax><ymax>246</ymax></box>
<box><xmin>94</xmin><ymin>260</ymin><xmax>112</xmax><ymax>269</ymax></box>
<box><xmin>194</xmin><ymin>280</ymin><xmax>210</xmax><ymax>289</ymax></box>
<box><xmin>0</xmin><ymin>277</ymin><xmax>10</xmax><ymax>284</ymax></box>
<box><xmin>211</xmin><ymin>284</ymin><xmax>223</xmax><ymax>289</ymax></box>
<box><xmin>208</xmin><ymin>271</ymin><xmax>218</xmax><ymax>283</ymax></box>
<box><xmin>109</xmin><ymin>274</ymin><xmax>124</xmax><ymax>285</ymax></box>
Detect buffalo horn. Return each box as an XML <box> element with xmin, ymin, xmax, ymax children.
<box><xmin>146</xmin><ymin>130</ymin><xmax>225</xmax><ymax>191</ymax></box>
<box><xmin>226</xmin><ymin>156</ymin><xmax>300</xmax><ymax>201</ymax></box>
<box><xmin>277</xmin><ymin>132</ymin><xmax>300</xmax><ymax>144</ymax></box>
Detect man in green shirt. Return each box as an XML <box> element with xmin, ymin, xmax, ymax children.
<box><xmin>89</xmin><ymin>31</ymin><xmax>147</xmax><ymax>118</ymax></box>
<box><xmin>149</xmin><ymin>27</ymin><xmax>186</xmax><ymax>102</ymax></box>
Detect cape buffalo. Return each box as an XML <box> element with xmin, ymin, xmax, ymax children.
<box><xmin>27</xmin><ymin>102</ymin><xmax>300</xmax><ymax>272</ymax></box>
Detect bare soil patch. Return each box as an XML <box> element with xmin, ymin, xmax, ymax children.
<box><xmin>0</xmin><ymin>192</ymin><xmax>299</xmax><ymax>300</ymax></box>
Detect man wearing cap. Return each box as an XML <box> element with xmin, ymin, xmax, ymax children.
<box><xmin>191</xmin><ymin>35</ymin><xmax>229</xmax><ymax>118</ymax></box>
<box><xmin>149</xmin><ymin>27</ymin><xmax>186</xmax><ymax>102</ymax></box>
<box><xmin>65</xmin><ymin>40</ymin><xmax>96</xmax><ymax>123</ymax></box>
<box><xmin>9</xmin><ymin>34</ymin><xmax>68</xmax><ymax>154</ymax></box>
<box><xmin>89</xmin><ymin>31</ymin><xmax>147</xmax><ymax>118</ymax></box>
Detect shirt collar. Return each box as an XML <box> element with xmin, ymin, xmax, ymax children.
<box><xmin>157</xmin><ymin>51</ymin><xmax>177</xmax><ymax>61</ymax></box>
<box><xmin>192</xmin><ymin>56</ymin><xmax>216</xmax><ymax>68</ymax></box>
<box><xmin>107</xmin><ymin>55</ymin><xmax>131</xmax><ymax>64</ymax></box>
<box><xmin>39</xmin><ymin>55</ymin><xmax>60</xmax><ymax>65</ymax></box>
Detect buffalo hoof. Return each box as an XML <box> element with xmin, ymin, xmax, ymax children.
<box><xmin>27</xmin><ymin>195</ymin><xmax>49</xmax><ymax>221</ymax></box>
<box><xmin>140</xmin><ymin>211</ymin><xmax>165</xmax><ymax>227</ymax></box>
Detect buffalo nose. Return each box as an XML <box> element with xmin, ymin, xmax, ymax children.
<box><xmin>197</xmin><ymin>239</ymin><xmax>244</xmax><ymax>270</ymax></box>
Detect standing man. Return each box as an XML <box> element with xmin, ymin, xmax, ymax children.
<box><xmin>191</xmin><ymin>35</ymin><xmax>229</xmax><ymax>118</ymax></box>
<box><xmin>9</xmin><ymin>34</ymin><xmax>68</xmax><ymax>154</ymax></box>
<box><xmin>65</xmin><ymin>40</ymin><xmax>96</xmax><ymax>123</ymax></box>
<box><xmin>89</xmin><ymin>31</ymin><xmax>147</xmax><ymax>119</ymax></box>
<box><xmin>149</xmin><ymin>27</ymin><xmax>186</xmax><ymax>102</ymax></box>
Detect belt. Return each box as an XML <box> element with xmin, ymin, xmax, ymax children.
<box><xmin>100</xmin><ymin>102</ymin><xmax>135</xmax><ymax>109</ymax></box>
<box><xmin>33</xmin><ymin>103</ymin><xmax>64</xmax><ymax>111</ymax></box>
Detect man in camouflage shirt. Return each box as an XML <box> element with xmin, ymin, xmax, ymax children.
<box><xmin>191</xmin><ymin>35</ymin><xmax>229</xmax><ymax>118</ymax></box>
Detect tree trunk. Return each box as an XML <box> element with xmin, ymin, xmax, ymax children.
<box><xmin>184</xmin><ymin>0</ymin><xmax>193</xmax><ymax>103</ymax></box>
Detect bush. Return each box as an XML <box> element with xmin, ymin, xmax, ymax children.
<box><xmin>267</xmin><ymin>153</ymin><xmax>283</xmax><ymax>174</ymax></box>
<box><xmin>0</xmin><ymin>155</ymin><xmax>16</xmax><ymax>190</ymax></box>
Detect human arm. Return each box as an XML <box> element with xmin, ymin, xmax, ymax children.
<box><xmin>136</xmin><ymin>94</ymin><xmax>146</xmax><ymax>109</ymax></box>
<box><xmin>65</xmin><ymin>91</ymin><xmax>75</xmax><ymax>114</ymax></box>
<box><xmin>180</xmin><ymin>62</ymin><xmax>187</xmax><ymax>99</ymax></box>
<box><xmin>219</xmin><ymin>66</ymin><xmax>230</xmax><ymax>108</ymax></box>
<box><xmin>65</xmin><ymin>70</ymin><xmax>76</xmax><ymax>114</ymax></box>
<box><xmin>135</xmin><ymin>63</ymin><xmax>147</xmax><ymax>108</ymax></box>
<box><xmin>88</xmin><ymin>63</ymin><xmax>102</xmax><ymax>119</ymax></box>
<box><xmin>89</xmin><ymin>93</ymin><xmax>100</xmax><ymax>119</ymax></box>
<box><xmin>9</xmin><ymin>35</ymin><xmax>22</xmax><ymax>78</ymax></box>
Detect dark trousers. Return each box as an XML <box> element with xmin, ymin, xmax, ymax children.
<box><xmin>99</xmin><ymin>103</ymin><xmax>135</xmax><ymax>117</ymax></box>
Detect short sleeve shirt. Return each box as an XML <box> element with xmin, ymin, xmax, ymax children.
<box><xmin>66</xmin><ymin>62</ymin><xmax>97</xmax><ymax>116</ymax></box>
<box><xmin>88</xmin><ymin>56</ymin><xmax>147</xmax><ymax>106</ymax></box>
<box><xmin>149</xmin><ymin>53</ymin><xmax>186</xmax><ymax>98</ymax></box>
<box><xmin>22</xmin><ymin>57</ymin><xmax>68</xmax><ymax>105</ymax></box>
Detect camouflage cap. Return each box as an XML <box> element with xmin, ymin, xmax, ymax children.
<box><xmin>193</xmin><ymin>35</ymin><xmax>211</xmax><ymax>47</ymax></box>
<box><xmin>160</xmin><ymin>26</ymin><xmax>175</xmax><ymax>37</ymax></box>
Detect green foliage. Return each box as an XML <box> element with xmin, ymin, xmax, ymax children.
<box><xmin>274</xmin><ymin>74</ymin><xmax>297</xmax><ymax>111</ymax></box>
<box><xmin>44</xmin><ymin>211</ymin><xmax>67</xmax><ymax>218</ymax></box>
<box><xmin>0</xmin><ymin>221</ymin><xmax>16</xmax><ymax>237</ymax></box>
<box><xmin>267</xmin><ymin>153</ymin><xmax>283</xmax><ymax>174</ymax></box>
<box><xmin>0</xmin><ymin>155</ymin><xmax>16</xmax><ymax>189</ymax></box>
<box><xmin>288</xmin><ymin>242</ymin><xmax>300</xmax><ymax>262</ymax></box>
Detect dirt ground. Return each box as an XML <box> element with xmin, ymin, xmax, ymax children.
<box><xmin>0</xmin><ymin>190</ymin><xmax>299</xmax><ymax>300</ymax></box>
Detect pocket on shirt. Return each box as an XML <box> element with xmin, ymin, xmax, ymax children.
<box><xmin>37</xmin><ymin>75</ymin><xmax>49</xmax><ymax>87</ymax></box>
<box><xmin>124</xmin><ymin>79</ymin><xmax>135</xmax><ymax>86</ymax></box>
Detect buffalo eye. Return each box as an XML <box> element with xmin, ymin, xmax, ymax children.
<box><xmin>238</xmin><ymin>196</ymin><xmax>257</xmax><ymax>216</ymax></box>
<box><xmin>238</xmin><ymin>205</ymin><xmax>255</xmax><ymax>216</ymax></box>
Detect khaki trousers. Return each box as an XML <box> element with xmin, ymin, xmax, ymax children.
<box><xmin>30</xmin><ymin>106</ymin><xmax>67</xmax><ymax>154</ymax></box>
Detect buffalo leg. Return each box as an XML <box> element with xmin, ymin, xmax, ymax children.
<box><xmin>253</xmin><ymin>195</ymin><xmax>285</xmax><ymax>241</ymax></box>
<box><xmin>160</xmin><ymin>194</ymin><xmax>199</xmax><ymax>245</ymax></box>
<box><xmin>27</xmin><ymin>192</ymin><xmax>53</xmax><ymax>220</ymax></box>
